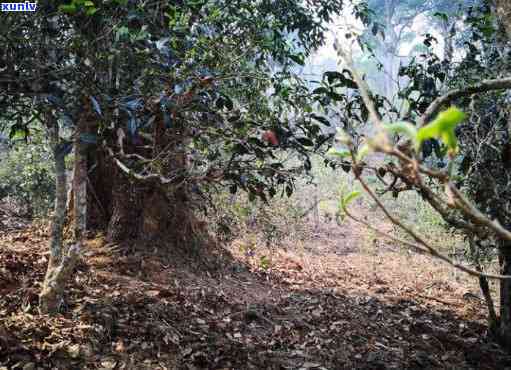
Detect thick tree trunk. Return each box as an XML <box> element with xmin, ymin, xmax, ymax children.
<box><xmin>105</xmin><ymin>166</ymin><xmax>148</xmax><ymax>242</ymax></box>
<box><xmin>86</xmin><ymin>153</ymin><xmax>196</xmax><ymax>244</ymax></box>
<box><xmin>82</xmin><ymin>109</ymin><xmax>200</xmax><ymax>246</ymax></box>
<box><xmin>85</xmin><ymin>146</ymin><xmax>113</xmax><ymax>229</ymax></box>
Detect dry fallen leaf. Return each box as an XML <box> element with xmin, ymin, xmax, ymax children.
<box><xmin>145</xmin><ymin>290</ymin><xmax>160</xmax><ymax>297</ymax></box>
<box><xmin>67</xmin><ymin>343</ymin><xmax>80</xmax><ymax>358</ymax></box>
<box><xmin>114</xmin><ymin>340</ymin><xmax>126</xmax><ymax>353</ymax></box>
<box><xmin>302</xmin><ymin>362</ymin><xmax>321</xmax><ymax>369</ymax></box>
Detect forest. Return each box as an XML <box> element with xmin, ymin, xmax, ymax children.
<box><xmin>2</xmin><ymin>0</ymin><xmax>511</xmax><ymax>368</ymax></box>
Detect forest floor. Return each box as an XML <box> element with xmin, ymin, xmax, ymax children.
<box><xmin>1</xmin><ymin>208</ymin><xmax>511</xmax><ymax>369</ymax></box>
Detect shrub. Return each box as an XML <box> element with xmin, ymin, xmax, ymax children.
<box><xmin>0</xmin><ymin>135</ymin><xmax>55</xmax><ymax>217</ymax></box>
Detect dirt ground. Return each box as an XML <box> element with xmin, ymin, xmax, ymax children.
<box><xmin>1</xmin><ymin>215</ymin><xmax>511</xmax><ymax>369</ymax></box>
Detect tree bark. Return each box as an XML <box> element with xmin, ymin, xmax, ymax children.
<box><xmin>82</xmin><ymin>109</ymin><xmax>200</xmax><ymax>246</ymax></box>
<box><xmin>39</xmin><ymin>115</ymin><xmax>80</xmax><ymax>314</ymax></box>
<box><xmin>495</xmin><ymin>0</ymin><xmax>511</xmax><ymax>39</ymax></box>
<box><xmin>73</xmin><ymin>103</ymin><xmax>88</xmax><ymax>239</ymax></box>
<box><xmin>442</xmin><ymin>22</ymin><xmax>455</xmax><ymax>63</ymax></box>
<box><xmin>492</xmin><ymin>5</ymin><xmax>511</xmax><ymax>346</ymax></box>
<box><xmin>499</xmin><ymin>243</ymin><xmax>511</xmax><ymax>347</ymax></box>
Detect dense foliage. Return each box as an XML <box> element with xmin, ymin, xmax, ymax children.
<box><xmin>0</xmin><ymin>0</ymin><xmax>350</xmax><ymax>204</ymax></box>
<box><xmin>0</xmin><ymin>134</ymin><xmax>55</xmax><ymax>217</ymax></box>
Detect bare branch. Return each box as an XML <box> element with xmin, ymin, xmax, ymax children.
<box><xmin>105</xmin><ymin>145</ymin><xmax>223</xmax><ymax>187</ymax></box>
<box><xmin>334</xmin><ymin>39</ymin><xmax>385</xmax><ymax>130</ymax></box>
<box><xmin>449</xmin><ymin>183</ymin><xmax>511</xmax><ymax>242</ymax></box>
<box><xmin>334</xmin><ymin>50</ymin><xmax>511</xmax><ymax>280</ymax></box>
<box><xmin>105</xmin><ymin>146</ymin><xmax>174</xmax><ymax>184</ymax></box>
<box><xmin>419</xmin><ymin>77</ymin><xmax>511</xmax><ymax>127</ymax></box>
<box><xmin>414</xmin><ymin>178</ymin><xmax>487</xmax><ymax>238</ymax></box>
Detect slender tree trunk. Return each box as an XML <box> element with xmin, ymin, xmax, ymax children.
<box><xmin>499</xmin><ymin>243</ymin><xmax>511</xmax><ymax>347</ymax></box>
<box><xmin>442</xmin><ymin>22</ymin><xmax>455</xmax><ymax>63</ymax></box>
<box><xmin>42</xmin><ymin>119</ymin><xmax>66</xmax><ymax>274</ymax></box>
<box><xmin>494</xmin><ymin>7</ymin><xmax>511</xmax><ymax>336</ymax></box>
<box><xmin>39</xmin><ymin>115</ymin><xmax>80</xmax><ymax>314</ymax></box>
<box><xmin>479</xmin><ymin>274</ymin><xmax>499</xmax><ymax>334</ymax></box>
<box><xmin>73</xmin><ymin>106</ymin><xmax>88</xmax><ymax>239</ymax></box>
<box><xmin>469</xmin><ymin>237</ymin><xmax>499</xmax><ymax>334</ymax></box>
<box><xmin>495</xmin><ymin>0</ymin><xmax>511</xmax><ymax>38</ymax></box>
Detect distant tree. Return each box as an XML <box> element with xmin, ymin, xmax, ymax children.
<box><xmin>361</xmin><ymin>0</ymin><xmax>475</xmax><ymax>98</ymax></box>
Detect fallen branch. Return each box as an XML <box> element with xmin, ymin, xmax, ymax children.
<box><xmin>416</xmin><ymin>294</ymin><xmax>462</xmax><ymax>307</ymax></box>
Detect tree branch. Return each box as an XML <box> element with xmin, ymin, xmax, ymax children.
<box><xmin>419</xmin><ymin>77</ymin><xmax>511</xmax><ymax>127</ymax></box>
<box><xmin>449</xmin><ymin>183</ymin><xmax>511</xmax><ymax>242</ymax></box>
<box><xmin>344</xmin><ymin>184</ymin><xmax>511</xmax><ymax>280</ymax></box>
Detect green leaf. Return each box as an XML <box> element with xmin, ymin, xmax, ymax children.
<box><xmin>324</xmin><ymin>71</ymin><xmax>343</xmax><ymax>84</ymax></box>
<box><xmin>310</xmin><ymin>114</ymin><xmax>330</xmax><ymax>126</ymax></box>
<box><xmin>312</xmin><ymin>87</ymin><xmax>329</xmax><ymax>95</ymax></box>
<box><xmin>9</xmin><ymin>126</ymin><xmax>29</xmax><ymax>140</ymax></box>
<box><xmin>341</xmin><ymin>190</ymin><xmax>361</xmax><ymax>210</ymax></box>
<box><xmin>383</xmin><ymin>121</ymin><xmax>417</xmax><ymax>140</ymax></box>
<box><xmin>115</xmin><ymin>26</ymin><xmax>130</xmax><ymax>41</ymax></box>
<box><xmin>85</xmin><ymin>7</ymin><xmax>98</xmax><ymax>15</ymax></box>
<box><xmin>289</xmin><ymin>53</ymin><xmax>305</xmax><ymax>66</ymax></box>
<box><xmin>58</xmin><ymin>4</ymin><xmax>78</xmax><ymax>14</ymax></box>
<box><xmin>355</xmin><ymin>144</ymin><xmax>370</xmax><ymax>162</ymax></box>
<box><xmin>327</xmin><ymin>147</ymin><xmax>351</xmax><ymax>159</ymax></box>
<box><xmin>433</xmin><ymin>12</ymin><xmax>449</xmax><ymax>23</ymax></box>
<box><xmin>417</xmin><ymin>107</ymin><xmax>465</xmax><ymax>154</ymax></box>
<box><xmin>259</xmin><ymin>255</ymin><xmax>270</xmax><ymax>270</ymax></box>
<box><xmin>297</xmin><ymin>137</ymin><xmax>314</xmax><ymax>147</ymax></box>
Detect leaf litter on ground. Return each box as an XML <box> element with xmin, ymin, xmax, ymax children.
<box><xmin>1</xmin><ymin>213</ymin><xmax>511</xmax><ymax>369</ymax></box>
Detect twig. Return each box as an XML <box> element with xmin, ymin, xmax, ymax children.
<box><xmin>416</xmin><ymin>294</ymin><xmax>462</xmax><ymax>307</ymax></box>
<box><xmin>334</xmin><ymin>39</ymin><xmax>384</xmax><ymax>131</ymax></box>
<box><xmin>336</xmin><ymin>45</ymin><xmax>511</xmax><ymax>280</ymax></box>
